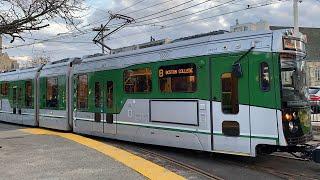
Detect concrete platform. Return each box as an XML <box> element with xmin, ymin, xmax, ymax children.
<box><xmin>0</xmin><ymin>123</ymin><xmax>145</xmax><ymax>180</ymax></box>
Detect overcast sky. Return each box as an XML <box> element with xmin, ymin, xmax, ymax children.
<box><xmin>2</xmin><ymin>0</ymin><xmax>320</xmax><ymax>64</ymax></box>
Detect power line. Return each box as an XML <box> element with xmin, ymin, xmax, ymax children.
<box><xmin>114</xmin><ymin>0</ymin><xmax>147</xmax><ymax>14</ymax></box>
<box><xmin>107</xmin><ymin>0</ymin><xmax>289</xmax><ymax>41</ymax></box>
<box><xmin>5</xmin><ymin>0</ymin><xmax>288</xmax><ymax>50</ymax></box>
<box><xmin>128</xmin><ymin>0</ymin><xmax>238</xmax><ymax>27</ymax></box>
<box><xmin>123</xmin><ymin>0</ymin><xmax>174</xmax><ymax>15</ymax></box>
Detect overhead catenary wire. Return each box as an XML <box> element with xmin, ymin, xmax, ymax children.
<box><xmin>4</xmin><ymin>0</ymin><xmax>288</xmax><ymax>50</ymax></box>
<box><xmin>104</xmin><ymin>0</ymin><xmax>290</xmax><ymax>41</ymax></box>
<box><xmin>123</xmin><ymin>0</ymin><xmax>174</xmax><ymax>15</ymax></box>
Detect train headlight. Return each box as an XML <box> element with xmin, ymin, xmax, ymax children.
<box><xmin>283</xmin><ymin>113</ymin><xmax>293</xmax><ymax>121</ymax></box>
<box><xmin>288</xmin><ymin>121</ymin><xmax>299</xmax><ymax>133</ymax></box>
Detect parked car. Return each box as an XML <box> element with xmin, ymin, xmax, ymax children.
<box><xmin>308</xmin><ymin>86</ymin><xmax>320</xmax><ymax>113</ymax></box>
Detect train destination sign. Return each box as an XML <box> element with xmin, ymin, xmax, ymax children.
<box><xmin>159</xmin><ymin>63</ymin><xmax>196</xmax><ymax>78</ymax></box>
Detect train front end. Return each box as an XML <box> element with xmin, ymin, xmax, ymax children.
<box><xmin>277</xmin><ymin>30</ymin><xmax>320</xmax><ymax>162</ymax></box>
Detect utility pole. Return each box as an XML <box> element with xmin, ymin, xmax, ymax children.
<box><xmin>92</xmin><ymin>13</ymin><xmax>135</xmax><ymax>55</ymax></box>
<box><xmin>293</xmin><ymin>0</ymin><xmax>301</xmax><ymax>35</ymax></box>
<box><xmin>92</xmin><ymin>24</ymin><xmax>109</xmax><ymax>54</ymax></box>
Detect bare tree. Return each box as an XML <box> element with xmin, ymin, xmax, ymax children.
<box><xmin>31</xmin><ymin>54</ymin><xmax>50</xmax><ymax>66</ymax></box>
<box><xmin>0</xmin><ymin>0</ymin><xmax>86</xmax><ymax>42</ymax></box>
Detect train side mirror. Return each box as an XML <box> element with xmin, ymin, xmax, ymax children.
<box><xmin>232</xmin><ymin>63</ymin><xmax>243</xmax><ymax>78</ymax></box>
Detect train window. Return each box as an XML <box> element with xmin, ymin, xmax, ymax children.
<box><xmin>77</xmin><ymin>74</ymin><xmax>88</xmax><ymax>109</ymax></box>
<box><xmin>260</xmin><ymin>62</ymin><xmax>270</xmax><ymax>91</ymax></box>
<box><xmin>46</xmin><ymin>77</ymin><xmax>58</xmax><ymax>108</ymax></box>
<box><xmin>95</xmin><ymin>82</ymin><xmax>102</xmax><ymax>108</ymax></box>
<box><xmin>159</xmin><ymin>63</ymin><xmax>197</xmax><ymax>93</ymax></box>
<box><xmin>221</xmin><ymin>73</ymin><xmax>239</xmax><ymax>114</ymax></box>
<box><xmin>1</xmin><ymin>82</ymin><xmax>9</xmax><ymax>96</ymax></box>
<box><xmin>18</xmin><ymin>87</ymin><xmax>22</xmax><ymax>106</ymax></box>
<box><xmin>12</xmin><ymin>87</ymin><xmax>17</xmax><ymax>106</ymax></box>
<box><xmin>107</xmin><ymin>81</ymin><xmax>113</xmax><ymax>108</ymax></box>
<box><xmin>25</xmin><ymin>81</ymin><xmax>32</xmax><ymax>108</ymax></box>
<box><xmin>124</xmin><ymin>68</ymin><xmax>152</xmax><ymax>93</ymax></box>
<box><xmin>222</xmin><ymin>121</ymin><xmax>240</xmax><ymax>136</ymax></box>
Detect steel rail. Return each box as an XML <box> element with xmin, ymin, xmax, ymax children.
<box><xmin>135</xmin><ymin>147</ymin><xmax>224</xmax><ymax>180</ymax></box>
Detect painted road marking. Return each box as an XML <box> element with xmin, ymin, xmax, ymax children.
<box><xmin>21</xmin><ymin>128</ymin><xmax>185</xmax><ymax>180</ymax></box>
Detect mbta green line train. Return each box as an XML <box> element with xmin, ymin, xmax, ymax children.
<box><xmin>1</xmin><ymin>29</ymin><xmax>319</xmax><ymax>162</ymax></box>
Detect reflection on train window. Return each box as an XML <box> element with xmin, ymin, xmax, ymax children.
<box><xmin>221</xmin><ymin>73</ymin><xmax>239</xmax><ymax>114</ymax></box>
<box><xmin>159</xmin><ymin>63</ymin><xmax>197</xmax><ymax>93</ymax></box>
<box><xmin>25</xmin><ymin>81</ymin><xmax>32</xmax><ymax>107</ymax></box>
<box><xmin>260</xmin><ymin>62</ymin><xmax>270</xmax><ymax>91</ymax></box>
<box><xmin>1</xmin><ymin>82</ymin><xmax>9</xmax><ymax>96</ymax></box>
<box><xmin>107</xmin><ymin>81</ymin><xmax>113</xmax><ymax>108</ymax></box>
<box><xmin>124</xmin><ymin>68</ymin><xmax>152</xmax><ymax>93</ymax></box>
<box><xmin>46</xmin><ymin>77</ymin><xmax>58</xmax><ymax>108</ymax></box>
<box><xmin>95</xmin><ymin>82</ymin><xmax>102</xmax><ymax>108</ymax></box>
<box><xmin>77</xmin><ymin>74</ymin><xmax>88</xmax><ymax>109</ymax></box>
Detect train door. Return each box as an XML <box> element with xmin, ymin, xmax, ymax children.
<box><xmin>103</xmin><ymin>72</ymin><xmax>116</xmax><ymax>135</ymax></box>
<box><xmin>211</xmin><ymin>56</ymin><xmax>251</xmax><ymax>155</ymax></box>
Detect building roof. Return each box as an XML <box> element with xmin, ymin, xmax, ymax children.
<box><xmin>270</xmin><ymin>26</ymin><xmax>320</xmax><ymax>61</ymax></box>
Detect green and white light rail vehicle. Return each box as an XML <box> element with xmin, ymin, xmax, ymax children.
<box><xmin>0</xmin><ymin>29</ymin><xmax>319</xmax><ymax>163</ymax></box>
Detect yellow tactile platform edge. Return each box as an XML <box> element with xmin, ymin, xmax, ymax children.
<box><xmin>21</xmin><ymin>128</ymin><xmax>185</xmax><ymax>180</ymax></box>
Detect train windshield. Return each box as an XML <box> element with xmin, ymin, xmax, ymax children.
<box><xmin>280</xmin><ymin>53</ymin><xmax>308</xmax><ymax>107</ymax></box>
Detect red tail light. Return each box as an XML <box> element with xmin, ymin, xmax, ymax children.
<box><xmin>310</xmin><ymin>95</ymin><xmax>320</xmax><ymax>101</ymax></box>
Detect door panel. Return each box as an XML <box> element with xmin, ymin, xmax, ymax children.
<box><xmin>102</xmin><ymin>72</ymin><xmax>116</xmax><ymax>135</ymax></box>
<box><xmin>211</xmin><ymin>56</ymin><xmax>251</xmax><ymax>155</ymax></box>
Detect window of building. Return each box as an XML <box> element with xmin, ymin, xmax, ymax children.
<box><xmin>25</xmin><ymin>81</ymin><xmax>32</xmax><ymax>107</ymax></box>
<box><xmin>46</xmin><ymin>77</ymin><xmax>58</xmax><ymax>108</ymax></box>
<box><xmin>95</xmin><ymin>82</ymin><xmax>102</xmax><ymax>108</ymax></box>
<box><xmin>315</xmin><ymin>68</ymin><xmax>320</xmax><ymax>81</ymax></box>
<box><xmin>159</xmin><ymin>63</ymin><xmax>197</xmax><ymax>93</ymax></box>
<box><xmin>77</xmin><ymin>74</ymin><xmax>88</xmax><ymax>109</ymax></box>
<box><xmin>221</xmin><ymin>73</ymin><xmax>239</xmax><ymax>114</ymax></box>
<box><xmin>260</xmin><ymin>62</ymin><xmax>271</xmax><ymax>91</ymax></box>
<box><xmin>1</xmin><ymin>82</ymin><xmax>9</xmax><ymax>96</ymax></box>
<box><xmin>124</xmin><ymin>68</ymin><xmax>152</xmax><ymax>93</ymax></box>
<box><xmin>107</xmin><ymin>81</ymin><xmax>113</xmax><ymax>108</ymax></box>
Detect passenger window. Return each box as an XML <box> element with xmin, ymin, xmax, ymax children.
<box><xmin>124</xmin><ymin>68</ymin><xmax>152</xmax><ymax>93</ymax></box>
<box><xmin>18</xmin><ymin>87</ymin><xmax>22</xmax><ymax>107</ymax></box>
<box><xmin>46</xmin><ymin>77</ymin><xmax>59</xmax><ymax>108</ymax></box>
<box><xmin>12</xmin><ymin>87</ymin><xmax>17</xmax><ymax>106</ymax></box>
<box><xmin>25</xmin><ymin>81</ymin><xmax>32</xmax><ymax>108</ymax></box>
<box><xmin>1</xmin><ymin>82</ymin><xmax>9</xmax><ymax>96</ymax></box>
<box><xmin>77</xmin><ymin>74</ymin><xmax>88</xmax><ymax>109</ymax></box>
<box><xmin>95</xmin><ymin>82</ymin><xmax>101</xmax><ymax>108</ymax></box>
<box><xmin>222</xmin><ymin>121</ymin><xmax>240</xmax><ymax>136</ymax></box>
<box><xmin>260</xmin><ymin>62</ymin><xmax>270</xmax><ymax>91</ymax></box>
<box><xmin>106</xmin><ymin>81</ymin><xmax>113</xmax><ymax>108</ymax></box>
<box><xmin>221</xmin><ymin>73</ymin><xmax>239</xmax><ymax>114</ymax></box>
<box><xmin>159</xmin><ymin>63</ymin><xmax>197</xmax><ymax>93</ymax></box>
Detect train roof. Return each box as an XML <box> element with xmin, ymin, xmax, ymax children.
<box><xmin>73</xmin><ymin>29</ymin><xmax>292</xmax><ymax>74</ymax></box>
<box><xmin>39</xmin><ymin>57</ymin><xmax>82</xmax><ymax>77</ymax></box>
<box><xmin>0</xmin><ymin>65</ymin><xmax>43</xmax><ymax>81</ymax></box>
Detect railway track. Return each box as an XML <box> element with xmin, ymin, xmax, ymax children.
<box><xmin>97</xmin><ymin>137</ymin><xmax>319</xmax><ymax>180</ymax></box>
<box><xmin>135</xmin><ymin>147</ymin><xmax>224</xmax><ymax>180</ymax></box>
<box><xmin>215</xmin><ymin>154</ymin><xmax>319</xmax><ymax>180</ymax></box>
